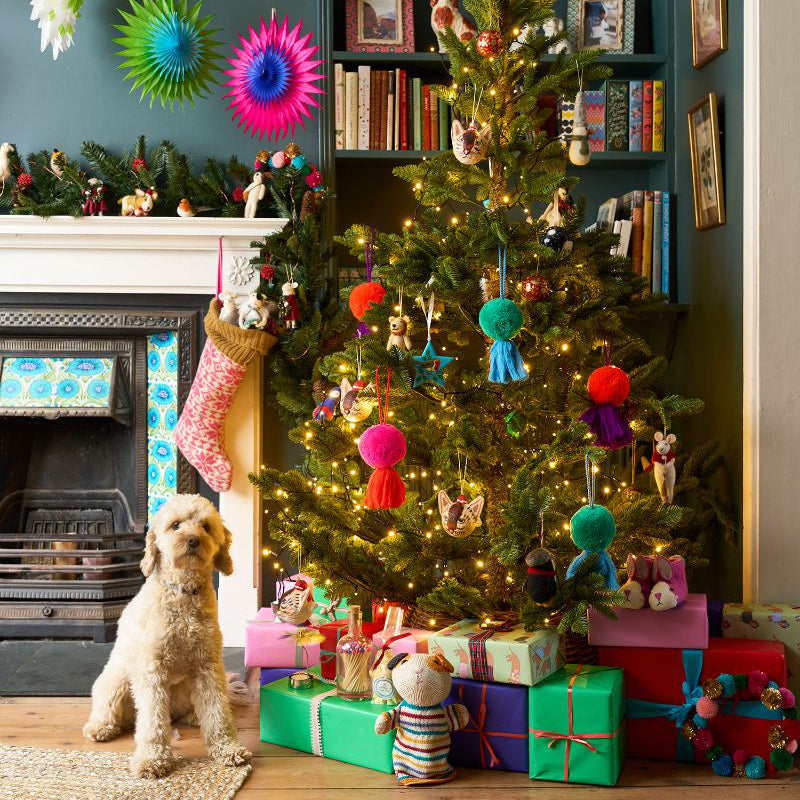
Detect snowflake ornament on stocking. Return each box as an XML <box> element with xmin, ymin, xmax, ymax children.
<box><xmin>30</xmin><ymin>0</ymin><xmax>83</xmax><ymax>60</ymax></box>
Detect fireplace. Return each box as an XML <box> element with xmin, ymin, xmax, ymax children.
<box><xmin>0</xmin><ymin>306</ymin><xmax>198</xmax><ymax>641</ymax></box>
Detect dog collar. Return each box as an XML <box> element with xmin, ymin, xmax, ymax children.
<box><xmin>157</xmin><ymin>574</ymin><xmax>201</xmax><ymax>595</ymax></box>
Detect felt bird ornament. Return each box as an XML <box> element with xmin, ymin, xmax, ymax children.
<box><xmin>50</xmin><ymin>149</ymin><xmax>65</xmax><ymax>179</ymax></box>
<box><xmin>177</xmin><ymin>198</ymin><xmax>196</xmax><ymax>217</ymax></box>
<box><xmin>0</xmin><ymin>143</ymin><xmax>14</xmax><ymax>191</ymax></box>
<box><xmin>275</xmin><ymin>579</ymin><xmax>315</xmax><ymax>626</ymax></box>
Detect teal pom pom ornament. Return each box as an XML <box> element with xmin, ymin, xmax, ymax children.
<box><xmin>745</xmin><ymin>756</ymin><xmax>766</xmax><ymax>779</ymax></box>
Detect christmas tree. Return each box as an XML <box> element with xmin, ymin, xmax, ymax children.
<box><xmin>250</xmin><ymin>0</ymin><xmax>736</xmax><ymax>633</ymax></box>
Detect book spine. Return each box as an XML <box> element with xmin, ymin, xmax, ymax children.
<box><xmin>438</xmin><ymin>96</ymin><xmax>448</xmax><ymax>150</ymax></box>
<box><xmin>379</xmin><ymin>72</ymin><xmax>389</xmax><ymax>150</ymax></box>
<box><xmin>631</xmin><ymin>190</ymin><xmax>644</xmax><ymax>275</ymax></box>
<box><xmin>413</xmin><ymin>78</ymin><xmax>422</xmax><ymax>151</ymax></box>
<box><xmin>399</xmin><ymin>70</ymin><xmax>408</xmax><ymax>150</ymax></box>
<box><xmin>369</xmin><ymin>70</ymin><xmax>378</xmax><ymax>149</ymax></box>
<box><xmin>605</xmin><ymin>81</ymin><xmax>629</xmax><ymax>151</ymax></box>
<box><xmin>652</xmin><ymin>80</ymin><xmax>665</xmax><ymax>152</ymax></box>
<box><xmin>642</xmin><ymin>190</ymin><xmax>654</xmax><ymax>289</ymax></box>
<box><xmin>661</xmin><ymin>192</ymin><xmax>671</xmax><ymax>297</ymax></box>
<box><xmin>422</xmin><ymin>85</ymin><xmax>431</xmax><ymax>150</ymax></box>
<box><xmin>431</xmin><ymin>90</ymin><xmax>439</xmax><ymax>150</ymax></box>
<box><xmin>387</xmin><ymin>71</ymin><xmax>395</xmax><ymax>150</ymax></box>
<box><xmin>393</xmin><ymin>68</ymin><xmax>401</xmax><ymax>150</ymax></box>
<box><xmin>652</xmin><ymin>191</ymin><xmax>663</xmax><ymax>294</ymax></box>
<box><xmin>334</xmin><ymin>63</ymin><xmax>345</xmax><ymax>149</ymax></box>
<box><xmin>345</xmin><ymin>72</ymin><xmax>358</xmax><ymax>150</ymax></box>
<box><xmin>407</xmin><ymin>77</ymin><xmax>414</xmax><ymax>150</ymax></box>
<box><xmin>642</xmin><ymin>80</ymin><xmax>653</xmax><ymax>152</ymax></box>
<box><xmin>357</xmin><ymin>66</ymin><xmax>370</xmax><ymax>150</ymax></box>
<box><xmin>628</xmin><ymin>80</ymin><xmax>643</xmax><ymax>152</ymax></box>
<box><xmin>583</xmin><ymin>90</ymin><xmax>605</xmax><ymax>152</ymax></box>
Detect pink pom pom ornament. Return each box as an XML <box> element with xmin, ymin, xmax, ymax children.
<box><xmin>748</xmin><ymin>670</ymin><xmax>769</xmax><ymax>696</ymax></box>
<box><xmin>696</xmin><ymin>696</ymin><xmax>719</xmax><ymax>720</ymax></box>
<box><xmin>733</xmin><ymin>749</ymin><xmax>750</xmax><ymax>765</ymax></box>
<box><xmin>693</xmin><ymin>728</ymin><xmax>714</xmax><ymax>751</ymax></box>
<box><xmin>780</xmin><ymin>688</ymin><xmax>796</xmax><ymax>709</ymax></box>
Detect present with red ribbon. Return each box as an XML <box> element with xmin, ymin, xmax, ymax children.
<box><xmin>318</xmin><ymin>618</ymin><xmax>382</xmax><ymax>681</ymax></box>
<box><xmin>371</xmin><ymin>600</ymin><xmax>409</xmax><ymax>626</ymax></box>
<box><xmin>444</xmin><ymin>678</ymin><xmax>529</xmax><ymax>772</ymax></box>
<box><xmin>372</xmin><ymin>627</ymin><xmax>430</xmax><ymax>658</ymax></box>
<box><xmin>529</xmin><ymin>664</ymin><xmax>625</xmax><ymax>786</ymax></box>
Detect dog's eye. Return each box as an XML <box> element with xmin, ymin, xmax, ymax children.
<box><xmin>171</xmin><ymin>521</ymin><xmax>180</xmax><ymax>530</ymax></box>
<box><xmin>202</xmin><ymin>521</ymin><xmax>210</xmax><ymax>532</ymax></box>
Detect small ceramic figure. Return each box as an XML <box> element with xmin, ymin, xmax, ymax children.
<box><xmin>430</xmin><ymin>0</ymin><xmax>477</xmax><ymax>52</ymax></box>
<box><xmin>541</xmin><ymin>18</ymin><xmax>573</xmax><ymax>54</ymax></box>
<box><xmin>243</xmin><ymin>171</ymin><xmax>267</xmax><ymax>219</ymax></box>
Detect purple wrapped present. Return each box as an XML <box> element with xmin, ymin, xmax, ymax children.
<box><xmin>444</xmin><ymin>678</ymin><xmax>529</xmax><ymax>772</ymax></box>
<box><xmin>260</xmin><ymin>667</ymin><xmax>299</xmax><ymax>686</ymax></box>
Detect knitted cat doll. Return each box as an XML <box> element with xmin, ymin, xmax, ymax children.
<box><xmin>375</xmin><ymin>653</ymin><xmax>469</xmax><ymax>786</ymax></box>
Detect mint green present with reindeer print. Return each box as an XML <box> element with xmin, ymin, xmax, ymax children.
<box><xmin>429</xmin><ymin>619</ymin><xmax>563</xmax><ymax>687</ymax></box>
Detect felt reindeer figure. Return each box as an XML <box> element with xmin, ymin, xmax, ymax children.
<box><xmin>375</xmin><ymin>653</ymin><xmax>469</xmax><ymax>786</ymax></box>
<box><xmin>430</xmin><ymin>0</ymin><xmax>477</xmax><ymax>52</ymax></box>
<box><xmin>642</xmin><ymin>431</ymin><xmax>677</xmax><ymax>505</ymax></box>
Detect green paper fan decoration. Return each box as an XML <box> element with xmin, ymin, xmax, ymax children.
<box><xmin>115</xmin><ymin>0</ymin><xmax>223</xmax><ymax>109</ymax></box>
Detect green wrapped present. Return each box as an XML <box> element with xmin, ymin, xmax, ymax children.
<box><xmin>529</xmin><ymin>664</ymin><xmax>625</xmax><ymax>786</ymax></box>
<box><xmin>260</xmin><ymin>667</ymin><xmax>396</xmax><ymax>773</ymax></box>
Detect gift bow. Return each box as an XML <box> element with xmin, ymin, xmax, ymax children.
<box><xmin>372</xmin><ymin>631</ymin><xmax>412</xmax><ymax>669</ymax></box>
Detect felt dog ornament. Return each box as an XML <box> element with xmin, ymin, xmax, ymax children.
<box><xmin>375</xmin><ymin>652</ymin><xmax>469</xmax><ymax>786</ymax></box>
<box><xmin>642</xmin><ymin>431</ymin><xmax>677</xmax><ymax>504</ymax></box>
<box><xmin>386</xmin><ymin>314</ymin><xmax>412</xmax><ymax>351</ymax></box>
<box><xmin>620</xmin><ymin>553</ymin><xmax>688</xmax><ymax>611</ymax></box>
<box><xmin>437</xmin><ymin>490</ymin><xmax>484</xmax><ymax>538</ymax></box>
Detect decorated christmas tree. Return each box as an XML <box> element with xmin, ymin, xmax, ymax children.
<box><xmin>251</xmin><ymin>0</ymin><xmax>736</xmax><ymax>634</ymax></box>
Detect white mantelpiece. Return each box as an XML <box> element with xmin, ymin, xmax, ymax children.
<box><xmin>0</xmin><ymin>215</ymin><xmax>288</xmax><ymax>646</ymax></box>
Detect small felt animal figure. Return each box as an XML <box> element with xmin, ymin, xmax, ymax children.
<box><xmin>82</xmin><ymin>178</ymin><xmax>107</xmax><ymax>217</ymax></box>
<box><xmin>509</xmin><ymin>23</ymin><xmax>532</xmax><ymax>51</ymax></box>
<box><xmin>539</xmin><ymin>186</ymin><xmax>574</xmax><ymax>228</ymax></box>
<box><xmin>437</xmin><ymin>491</ymin><xmax>484</xmax><ymax>538</ymax></box>
<box><xmin>281</xmin><ymin>281</ymin><xmax>301</xmax><ymax>330</ymax></box>
<box><xmin>177</xmin><ymin>198</ymin><xmax>196</xmax><ymax>217</ymax></box>
<box><xmin>217</xmin><ymin>291</ymin><xmax>239</xmax><ymax>326</ymax></box>
<box><xmin>50</xmin><ymin>148</ymin><xmax>65</xmax><ymax>179</ymax></box>
<box><xmin>275</xmin><ymin>578</ymin><xmax>316</xmax><ymax>625</ymax></box>
<box><xmin>243</xmin><ymin>171</ymin><xmax>267</xmax><ymax>219</ymax></box>
<box><xmin>649</xmin><ymin>554</ymin><xmax>688</xmax><ymax>611</ymax></box>
<box><xmin>339</xmin><ymin>377</ymin><xmax>375</xmax><ymax>423</ymax></box>
<box><xmin>119</xmin><ymin>187</ymin><xmax>157</xmax><ymax>217</ymax></box>
<box><xmin>525</xmin><ymin>547</ymin><xmax>558</xmax><ymax>606</ymax></box>
<box><xmin>619</xmin><ymin>554</ymin><xmax>655</xmax><ymax>609</ymax></box>
<box><xmin>642</xmin><ymin>431</ymin><xmax>677</xmax><ymax>505</ymax></box>
<box><xmin>238</xmin><ymin>292</ymin><xmax>269</xmax><ymax>330</ymax></box>
<box><xmin>451</xmin><ymin>120</ymin><xmax>491</xmax><ymax>165</ymax></box>
<box><xmin>430</xmin><ymin>0</ymin><xmax>477</xmax><ymax>53</ymax></box>
<box><xmin>386</xmin><ymin>314</ymin><xmax>412</xmax><ymax>351</ymax></box>
<box><xmin>375</xmin><ymin>653</ymin><xmax>469</xmax><ymax>786</ymax></box>
<box><xmin>0</xmin><ymin>143</ymin><xmax>15</xmax><ymax>191</ymax></box>
<box><xmin>541</xmin><ymin>17</ymin><xmax>573</xmax><ymax>54</ymax></box>
<box><xmin>313</xmin><ymin>386</ymin><xmax>341</xmax><ymax>423</ymax></box>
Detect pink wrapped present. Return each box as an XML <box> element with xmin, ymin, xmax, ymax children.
<box><xmin>372</xmin><ymin>628</ymin><xmax>431</xmax><ymax>659</ymax></box>
<box><xmin>244</xmin><ymin>608</ymin><xmax>321</xmax><ymax>669</ymax></box>
<box><xmin>588</xmin><ymin>592</ymin><xmax>708</xmax><ymax>649</ymax></box>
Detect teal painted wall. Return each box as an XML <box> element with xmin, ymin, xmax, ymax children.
<box><xmin>2</xmin><ymin>1</ymin><xmax>322</xmax><ymax>166</ymax></box>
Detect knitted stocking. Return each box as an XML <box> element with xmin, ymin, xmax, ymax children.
<box><xmin>175</xmin><ymin>300</ymin><xmax>276</xmax><ymax>492</ymax></box>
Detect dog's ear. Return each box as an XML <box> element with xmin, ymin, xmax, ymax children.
<box><xmin>140</xmin><ymin>529</ymin><xmax>158</xmax><ymax>577</ymax></box>
<box><xmin>214</xmin><ymin>525</ymin><xmax>234</xmax><ymax>576</ymax></box>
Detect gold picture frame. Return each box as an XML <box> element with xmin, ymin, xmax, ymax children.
<box><xmin>691</xmin><ymin>0</ymin><xmax>728</xmax><ymax>68</ymax></box>
<box><xmin>356</xmin><ymin>0</ymin><xmax>403</xmax><ymax>46</ymax></box>
<box><xmin>688</xmin><ymin>93</ymin><xmax>725</xmax><ymax>230</ymax></box>
<box><xmin>577</xmin><ymin>0</ymin><xmax>624</xmax><ymax>51</ymax></box>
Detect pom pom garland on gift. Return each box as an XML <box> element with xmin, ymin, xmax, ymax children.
<box><xmin>579</xmin><ymin>340</ymin><xmax>633</xmax><ymax>449</ymax></box>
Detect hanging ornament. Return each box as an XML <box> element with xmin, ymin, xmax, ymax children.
<box><xmin>642</xmin><ymin>431</ymin><xmax>677</xmax><ymax>505</ymax></box>
<box><xmin>224</xmin><ymin>13</ymin><xmax>325</xmax><ymax>141</ymax></box>
<box><xmin>505</xmin><ymin>410</ymin><xmax>522</xmax><ymax>438</ymax></box>
<box><xmin>520</xmin><ymin>273</ymin><xmax>551</xmax><ymax>302</ymax></box>
<box><xmin>280</xmin><ymin>263</ymin><xmax>301</xmax><ymax>330</ymax></box>
<box><xmin>386</xmin><ymin>288</ymin><xmax>412</xmax><ymax>352</ymax></box>
<box><xmin>579</xmin><ymin>339</ymin><xmax>633</xmax><ymax>449</ymax></box>
<box><xmin>541</xmin><ymin>226</ymin><xmax>569</xmax><ymax>252</ymax></box>
<box><xmin>565</xmin><ymin>453</ymin><xmax>619</xmax><ymax>589</ymax></box>
<box><xmin>412</xmin><ymin>294</ymin><xmax>453</xmax><ymax>389</ymax></box>
<box><xmin>339</xmin><ymin>346</ymin><xmax>375</xmax><ymax>423</ymax></box>
<box><xmin>538</xmin><ymin>187</ymin><xmax>574</xmax><ymax>252</ymax></box>
<box><xmin>349</xmin><ymin>229</ymin><xmax>386</xmax><ymax>338</ymax></box>
<box><xmin>30</xmin><ymin>0</ymin><xmax>83</xmax><ymax>60</ymax></box>
<box><xmin>437</xmin><ymin>453</ymin><xmax>484</xmax><ymax>538</ymax></box>
<box><xmin>451</xmin><ymin>81</ymin><xmax>490</xmax><ymax>165</ymax></box>
<box><xmin>525</xmin><ymin>512</ymin><xmax>558</xmax><ymax>605</ymax></box>
<box><xmin>313</xmin><ymin>384</ymin><xmax>341</xmax><ymax>424</ymax></box>
<box><xmin>114</xmin><ymin>0</ymin><xmax>223</xmax><ymax>109</ymax></box>
<box><xmin>358</xmin><ymin>368</ymin><xmax>406</xmax><ymax>510</ymax></box>
<box><xmin>476</xmin><ymin>29</ymin><xmax>502</xmax><ymax>57</ymax></box>
<box><xmin>275</xmin><ymin>578</ymin><xmax>316</xmax><ymax>625</ymax></box>
<box><xmin>568</xmin><ymin>67</ymin><xmax>591</xmax><ymax>166</ymax></box>
<box><xmin>479</xmin><ymin>244</ymin><xmax>528</xmax><ymax>384</ymax></box>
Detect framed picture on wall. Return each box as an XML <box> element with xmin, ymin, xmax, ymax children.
<box><xmin>688</xmin><ymin>93</ymin><xmax>725</xmax><ymax>230</ymax></box>
<box><xmin>566</xmin><ymin>0</ymin><xmax>635</xmax><ymax>54</ymax></box>
<box><xmin>691</xmin><ymin>0</ymin><xmax>727</xmax><ymax>68</ymax></box>
<box><xmin>345</xmin><ymin>0</ymin><xmax>415</xmax><ymax>53</ymax></box>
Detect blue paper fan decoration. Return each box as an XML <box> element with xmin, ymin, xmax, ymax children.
<box><xmin>115</xmin><ymin>0</ymin><xmax>223</xmax><ymax>109</ymax></box>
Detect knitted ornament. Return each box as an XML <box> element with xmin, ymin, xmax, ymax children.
<box><xmin>579</xmin><ymin>349</ymin><xmax>633</xmax><ymax>449</ymax></box>
<box><xmin>476</xmin><ymin>29</ymin><xmax>502</xmax><ymax>57</ymax></box>
<box><xmin>358</xmin><ymin>369</ymin><xmax>405</xmax><ymax>510</ymax></box>
<box><xmin>479</xmin><ymin>245</ymin><xmax>527</xmax><ymax>384</ymax></box>
<box><xmin>520</xmin><ymin>273</ymin><xmax>551</xmax><ymax>301</ymax></box>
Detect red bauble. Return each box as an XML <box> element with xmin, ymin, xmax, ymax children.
<box><xmin>476</xmin><ymin>29</ymin><xmax>502</xmax><ymax>57</ymax></box>
<box><xmin>349</xmin><ymin>281</ymin><xmax>386</xmax><ymax>320</ymax></box>
<box><xmin>16</xmin><ymin>172</ymin><xmax>32</xmax><ymax>191</ymax></box>
<box><xmin>587</xmin><ymin>365</ymin><xmax>630</xmax><ymax>407</ymax></box>
<box><xmin>520</xmin><ymin>274</ymin><xmax>551</xmax><ymax>301</ymax></box>
<box><xmin>131</xmin><ymin>158</ymin><xmax>147</xmax><ymax>172</ymax></box>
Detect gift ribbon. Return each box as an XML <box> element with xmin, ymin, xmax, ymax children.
<box><xmin>468</xmin><ymin>619</ymin><xmax>514</xmax><ymax>682</ymax></box>
<box><xmin>530</xmin><ymin>664</ymin><xmax>624</xmax><ymax>782</ymax></box>
<box><xmin>309</xmin><ymin>688</ymin><xmax>338</xmax><ymax>757</ymax></box>
<box><xmin>457</xmin><ymin>682</ymin><xmax>527</xmax><ymax>769</ymax></box>
<box><xmin>372</xmin><ymin>631</ymin><xmax>412</xmax><ymax>669</ymax></box>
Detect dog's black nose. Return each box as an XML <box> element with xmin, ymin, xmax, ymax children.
<box><xmin>186</xmin><ymin>536</ymin><xmax>199</xmax><ymax>550</ymax></box>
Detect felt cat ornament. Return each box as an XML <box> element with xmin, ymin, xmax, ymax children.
<box><xmin>375</xmin><ymin>653</ymin><xmax>469</xmax><ymax>786</ymax></box>
<box><xmin>451</xmin><ymin>119</ymin><xmax>491</xmax><ymax>165</ymax></box>
<box><xmin>339</xmin><ymin>377</ymin><xmax>375</xmax><ymax>423</ymax></box>
<box><xmin>437</xmin><ymin>490</ymin><xmax>484</xmax><ymax>538</ymax></box>
<box><xmin>642</xmin><ymin>431</ymin><xmax>677</xmax><ymax>504</ymax></box>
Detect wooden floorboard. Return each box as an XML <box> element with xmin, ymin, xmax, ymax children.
<box><xmin>1</xmin><ymin>697</ymin><xmax>799</xmax><ymax>797</ymax></box>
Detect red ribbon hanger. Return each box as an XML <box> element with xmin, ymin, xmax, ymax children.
<box><xmin>372</xmin><ymin>630</ymin><xmax>412</xmax><ymax>670</ymax></box>
<box><xmin>374</xmin><ymin>366</ymin><xmax>391</xmax><ymax>424</ymax></box>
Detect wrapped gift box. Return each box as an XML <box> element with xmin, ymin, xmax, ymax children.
<box><xmin>707</xmin><ymin>599</ymin><xmax>724</xmax><ymax>637</ymax></box>
<box><xmin>588</xmin><ymin>593</ymin><xmax>709</xmax><ymax>649</ymax></box>
<box><xmin>722</xmin><ymin>603</ymin><xmax>800</xmax><ymax>696</ymax></box>
<box><xmin>444</xmin><ymin>678</ymin><xmax>528</xmax><ymax>772</ymax></box>
<box><xmin>371</xmin><ymin>600</ymin><xmax>409</xmax><ymax>625</ymax></box>
<box><xmin>260</xmin><ymin>668</ymin><xmax>395</xmax><ymax>773</ymax></box>
<box><xmin>319</xmin><ymin>618</ymin><xmax>382</xmax><ymax>681</ymax></box>
<box><xmin>599</xmin><ymin>638</ymin><xmax>785</xmax><ymax>763</ymax></box>
<box><xmin>428</xmin><ymin>619</ymin><xmax>562</xmax><ymax>687</ymax></box>
<box><xmin>529</xmin><ymin>665</ymin><xmax>625</xmax><ymax>786</ymax></box>
<box><xmin>260</xmin><ymin>667</ymin><xmax>298</xmax><ymax>686</ymax></box>
<box><xmin>372</xmin><ymin>628</ymin><xmax>431</xmax><ymax>658</ymax></box>
<box><xmin>244</xmin><ymin>608</ymin><xmax>320</xmax><ymax>669</ymax></box>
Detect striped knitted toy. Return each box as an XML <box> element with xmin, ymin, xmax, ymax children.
<box><xmin>375</xmin><ymin>653</ymin><xmax>469</xmax><ymax>786</ymax></box>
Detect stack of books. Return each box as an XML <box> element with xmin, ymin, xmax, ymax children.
<box><xmin>559</xmin><ymin>80</ymin><xmax>666</xmax><ymax>153</ymax></box>
<box><xmin>589</xmin><ymin>191</ymin><xmax>671</xmax><ymax>297</ymax></box>
<box><xmin>334</xmin><ymin>63</ymin><xmax>451</xmax><ymax>152</ymax></box>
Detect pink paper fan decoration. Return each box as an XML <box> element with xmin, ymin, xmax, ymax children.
<box><xmin>224</xmin><ymin>14</ymin><xmax>325</xmax><ymax>141</ymax></box>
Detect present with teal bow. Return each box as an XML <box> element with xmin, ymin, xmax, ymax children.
<box><xmin>599</xmin><ymin>638</ymin><xmax>786</xmax><ymax>763</ymax></box>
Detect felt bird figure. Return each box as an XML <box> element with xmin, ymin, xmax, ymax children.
<box><xmin>177</xmin><ymin>198</ymin><xmax>196</xmax><ymax>217</ymax></box>
<box><xmin>642</xmin><ymin>431</ymin><xmax>677</xmax><ymax>504</ymax></box>
<box><xmin>0</xmin><ymin>143</ymin><xmax>14</xmax><ymax>191</ymax></box>
<box><xmin>525</xmin><ymin>547</ymin><xmax>558</xmax><ymax>606</ymax></box>
<box><xmin>275</xmin><ymin>579</ymin><xmax>316</xmax><ymax>626</ymax></box>
<box><xmin>50</xmin><ymin>148</ymin><xmax>64</xmax><ymax>179</ymax></box>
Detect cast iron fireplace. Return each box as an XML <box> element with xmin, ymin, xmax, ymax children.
<box><xmin>0</xmin><ymin>305</ymin><xmax>199</xmax><ymax>642</ymax></box>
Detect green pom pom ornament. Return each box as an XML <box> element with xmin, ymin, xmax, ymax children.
<box><xmin>565</xmin><ymin>504</ymin><xmax>618</xmax><ymax>589</ymax></box>
<box><xmin>479</xmin><ymin>297</ymin><xmax>523</xmax><ymax>340</ymax></box>
<box><xmin>770</xmin><ymin>748</ymin><xmax>794</xmax><ymax>771</ymax></box>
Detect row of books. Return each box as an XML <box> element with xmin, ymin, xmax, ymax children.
<box><xmin>333</xmin><ymin>64</ymin><xmax>450</xmax><ymax>152</ymax></box>
<box><xmin>590</xmin><ymin>191</ymin><xmax>671</xmax><ymax>297</ymax></box>
<box><xmin>560</xmin><ymin>80</ymin><xmax>666</xmax><ymax>153</ymax></box>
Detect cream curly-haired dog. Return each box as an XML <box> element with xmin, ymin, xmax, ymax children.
<box><xmin>83</xmin><ymin>494</ymin><xmax>252</xmax><ymax>778</ymax></box>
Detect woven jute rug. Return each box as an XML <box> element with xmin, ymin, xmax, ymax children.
<box><xmin>0</xmin><ymin>744</ymin><xmax>251</xmax><ymax>800</ymax></box>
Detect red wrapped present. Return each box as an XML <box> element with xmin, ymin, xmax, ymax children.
<box><xmin>319</xmin><ymin>618</ymin><xmax>382</xmax><ymax>681</ymax></box>
<box><xmin>599</xmin><ymin>638</ymin><xmax>786</xmax><ymax>764</ymax></box>
<box><xmin>371</xmin><ymin>600</ymin><xmax>409</xmax><ymax>625</ymax></box>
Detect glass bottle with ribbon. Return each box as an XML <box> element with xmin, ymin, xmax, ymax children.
<box><xmin>336</xmin><ymin>604</ymin><xmax>373</xmax><ymax>701</ymax></box>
